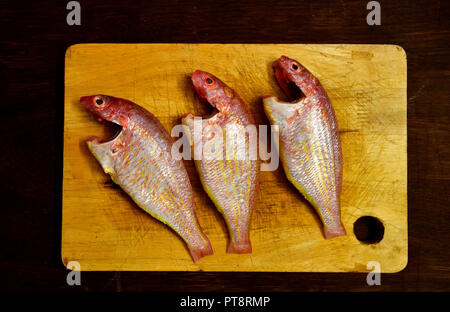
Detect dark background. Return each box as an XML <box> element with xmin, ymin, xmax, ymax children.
<box><xmin>0</xmin><ymin>0</ymin><xmax>448</xmax><ymax>292</ymax></box>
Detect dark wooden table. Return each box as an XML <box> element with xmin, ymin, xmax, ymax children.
<box><xmin>1</xmin><ymin>0</ymin><xmax>448</xmax><ymax>292</ymax></box>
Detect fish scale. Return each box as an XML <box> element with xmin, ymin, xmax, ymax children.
<box><xmin>182</xmin><ymin>70</ymin><xmax>259</xmax><ymax>254</ymax></box>
<box><xmin>81</xmin><ymin>95</ymin><xmax>213</xmax><ymax>263</ymax></box>
<box><xmin>263</xmin><ymin>56</ymin><xmax>346</xmax><ymax>239</ymax></box>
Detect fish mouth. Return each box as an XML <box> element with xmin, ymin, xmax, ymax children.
<box><xmin>199</xmin><ymin>104</ymin><xmax>220</xmax><ymax>120</ymax></box>
<box><xmin>86</xmin><ymin>117</ymin><xmax>123</xmax><ymax>145</ymax></box>
<box><xmin>273</xmin><ymin>62</ymin><xmax>305</xmax><ymax>103</ymax></box>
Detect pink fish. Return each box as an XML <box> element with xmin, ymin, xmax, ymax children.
<box><xmin>81</xmin><ymin>95</ymin><xmax>213</xmax><ymax>262</ymax></box>
<box><xmin>263</xmin><ymin>56</ymin><xmax>346</xmax><ymax>239</ymax></box>
<box><xmin>182</xmin><ymin>71</ymin><xmax>259</xmax><ymax>253</ymax></box>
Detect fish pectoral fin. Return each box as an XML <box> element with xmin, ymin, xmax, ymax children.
<box><xmin>262</xmin><ymin>96</ymin><xmax>305</xmax><ymax>125</ymax></box>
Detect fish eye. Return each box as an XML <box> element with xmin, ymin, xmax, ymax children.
<box><xmin>95</xmin><ymin>98</ymin><xmax>104</xmax><ymax>105</ymax></box>
<box><xmin>291</xmin><ymin>63</ymin><xmax>299</xmax><ymax>71</ymax></box>
<box><xmin>204</xmin><ymin>76</ymin><xmax>215</xmax><ymax>86</ymax></box>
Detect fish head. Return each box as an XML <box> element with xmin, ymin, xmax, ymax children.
<box><xmin>191</xmin><ymin>70</ymin><xmax>234</xmax><ymax>113</ymax></box>
<box><xmin>273</xmin><ymin>55</ymin><xmax>316</xmax><ymax>101</ymax></box>
<box><xmin>80</xmin><ymin>94</ymin><xmax>128</xmax><ymax>152</ymax></box>
<box><xmin>80</xmin><ymin>94</ymin><xmax>130</xmax><ymax>127</ymax></box>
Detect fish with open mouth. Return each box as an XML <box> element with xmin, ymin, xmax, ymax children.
<box><xmin>81</xmin><ymin>95</ymin><xmax>213</xmax><ymax>262</ymax></box>
<box><xmin>263</xmin><ymin>56</ymin><xmax>346</xmax><ymax>239</ymax></box>
<box><xmin>182</xmin><ymin>71</ymin><xmax>259</xmax><ymax>253</ymax></box>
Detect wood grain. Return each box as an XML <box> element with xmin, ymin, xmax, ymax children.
<box><xmin>62</xmin><ymin>44</ymin><xmax>407</xmax><ymax>272</ymax></box>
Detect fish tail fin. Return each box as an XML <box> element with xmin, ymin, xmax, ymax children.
<box><xmin>227</xmin><ymin>239</ymin><xmax>252</xmax><ymax>254</ymax></box>
<box><xmin>323</xmin><ymin>222</ymin><xmax>347</xmax><ymax>239</ymax></box>
<box><xmin>188</xmin><ymin>239</ymin><xmax>214</xmax><ymax>263</ymax></box>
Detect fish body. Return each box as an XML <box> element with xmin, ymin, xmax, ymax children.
<box><xmin>263</xmin><ymin>56</ymin><xmax>346</xmax><ymax>239</ymax></box>
<box><xmin>81</xmin><ymin>95</ymin><xmax>213</xmax><ymax>262</ymax></box>
<box><xmin>182</xmin><ymin>71</ymin><xmax>259</xmax><ymax>253</ymax></box>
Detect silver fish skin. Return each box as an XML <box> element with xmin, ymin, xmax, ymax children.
<box><xmin>263</xmin><ymin>56</ymin><xmax>346</xmax><ymax>239</ymax></box>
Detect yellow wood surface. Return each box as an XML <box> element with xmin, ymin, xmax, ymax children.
<box><xmin>62</xmin><ymin>44</ymin><xmax>407</xmax><ymax>272</ymax></box>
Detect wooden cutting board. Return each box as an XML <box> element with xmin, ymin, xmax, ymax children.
<box><xmin>62</xmin><ymin>44</ymin><xmax>407</xmax><ymax>272</ymax></box>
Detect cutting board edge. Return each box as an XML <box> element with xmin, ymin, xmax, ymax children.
<box><xmin>61</xmin><ymin>43</ymin><xmax>408</xmax><ymax>273</ymax></box>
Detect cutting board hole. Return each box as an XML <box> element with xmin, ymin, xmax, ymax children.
<box><xmin>353</xmin><ymin>216</ymin><xmax>384</xmax><ymax>244</ymax></box>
